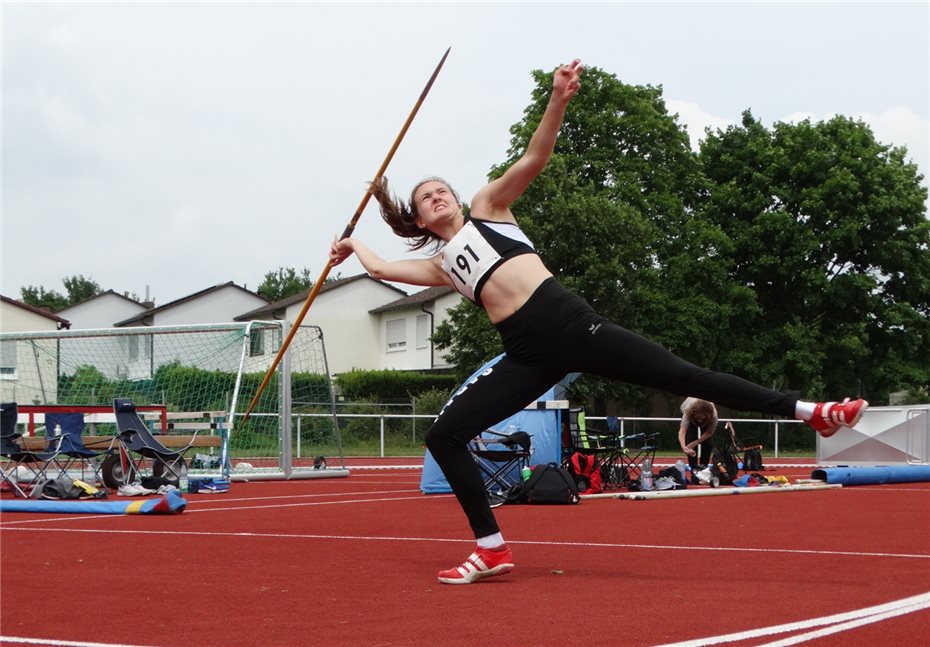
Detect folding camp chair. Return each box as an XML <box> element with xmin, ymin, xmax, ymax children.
<box><xmin>561</xmin><ymin>408</ymin><xmax>614</xmax><ymax>465</ymax></box>
<box><xmin>725</xmin><ymin>421</ymin><xmax>765</xmax><ymax>471</ymax></box>
<box><xmin>46</xmin><ymin>412</ymin><xmax>113</xmax><ymax>486</ymax></box>
<box><xmin>105</xmin><ymin>398</ymin><xmax>195</xmax><ymax>488</ymax></box>
<box><xmin>1</xmin><ymin>402</ymin><xmax>66</xmax><ymax>497</ymax></box>
<box><xmin>596</xmin><ymin>416</ymin><xmax>659</xmax><ymax>490</ymax></box>
<box><xmin>469</xmin><ymin>428</ymin><xmax>533</xmax><ymax>497</ymax></box>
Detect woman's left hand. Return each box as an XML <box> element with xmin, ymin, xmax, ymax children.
<box><xmin>553</xmin><ymin>59</ymin><xmax>583</xmax><ymax>102</ymax></box>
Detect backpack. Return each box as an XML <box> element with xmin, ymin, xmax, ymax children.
<box><xmin>743</xmin><ymin>448</ymin><xmax>764</xmax><ymax>472</ymax></box>
<box><xmin>567</xmin><ymin>452</ymin><xmax>603</xmax><ymax>495</ymax></box>
<box><xmin>510</xmin><ymin>463</ymin><xmax>580</xmax><ymax>505</ymax></box>
<box><xmin>31</xmin><ymin>478</ymin><xmax>106</xmax><ymax>500</ymax></box>
<box><xmin>711</xmin><ymin>447</ymin><xmax>740</xmax><ymax>485</ymax></box>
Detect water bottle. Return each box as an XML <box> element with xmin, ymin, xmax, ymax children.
<box><xmin>179</xmin><ymin>466</ymin><xmax>189</xmax><ymax>493</ymax></box>
<box><xmin>641</xmin><ymin>458</ymin><xmax>653</xmax><ymax>491</ymax></box>
<box><xmin>674</xmin><ymin>459</ymin><xmax>688</xmax><ymax>484</ymax></box>
<box><xmin>521</xmin><ymin>465</ymin><xmax>532</xmax><ymax>481</ymax></box>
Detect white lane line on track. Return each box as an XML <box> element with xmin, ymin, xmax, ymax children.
<box><xmin>0</xmin><ymin>638</ymin><xmax>151</xmax><ymax>647</ymax></box>
<box><xmin>6</xmin><ymin>595</ymin><xmax>926</xmax><ymax>647</ymax></box>
<box><xmin>2</xmin><ymin>523</ymin><xmax>928</xmax><ymax>561</ymax></box>
<box><xmin>654</xmin><ymin>591</ymin><xmax>930</xmax><ymax>647</ymax></box>
<box><xmin>0</xmin><ymin>489</ymin><xmax>429</xmax><ymax>525</ymax></box>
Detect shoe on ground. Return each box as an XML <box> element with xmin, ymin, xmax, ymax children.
<box><xmin>807</xmin><ymin>398</ymin><xmax>869</xmax><ymax>438</ymax></box>
<box><xmin>437</xmin><ymin>545</ymin><xmax>514</xmax><ymax>585</ymax></box>
<box><xmin>117</xmin><ymin>483</ymin><xmax>145</xmax><ymax>497</ymax></box>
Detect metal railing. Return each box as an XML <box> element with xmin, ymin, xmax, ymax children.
<box><xmin>293</xmin><ymin>412</ymin><xmax>805</xmax><ymax>459</ymax></box>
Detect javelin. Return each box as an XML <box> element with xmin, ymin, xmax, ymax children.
<box><xmin>241</xmin><ymin>47</ymin><xmax>451</xmax><ymax>424</ymax></box>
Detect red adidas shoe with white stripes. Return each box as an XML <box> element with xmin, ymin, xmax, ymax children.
<box><xmin>807</xmin><ymin>398</ymin><xmax>869</xmax><ymax>438</ymax></box>
<box><xmin>437</xmin><ymin>545</ymin><xmax>514</xmax><ymax>584</ymax></box>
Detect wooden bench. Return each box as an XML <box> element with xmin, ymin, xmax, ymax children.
<box><xmin>18</xmin><ymin>434</ymin><xmax>222</xmax><ymax>452</ymax></box>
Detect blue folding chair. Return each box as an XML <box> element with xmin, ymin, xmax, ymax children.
<box><xmin>1</xmin><ymin>402</ymin><xmax>66</xmax><ymax>497</ymax></box>
<box><xmin>46</xmin><ymin>412</ymin><xmax>113</xmax><ymax>487</ymax></box>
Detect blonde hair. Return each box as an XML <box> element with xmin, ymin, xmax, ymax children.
<box><xmin>367</xmin><ymin>176</ymin><xmax>460</xmax><ymax>251</ymax></box>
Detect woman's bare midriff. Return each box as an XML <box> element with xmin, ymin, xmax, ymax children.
<box><xmin>478</xmin><ymin>254</ymin><xmax>554</xmax><ymax>324</ymax></box>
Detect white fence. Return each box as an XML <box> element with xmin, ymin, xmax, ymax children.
<box><xmin>294</xmin><ymin>412</ymin><xmax>806</xmax><ymax>459</ymax></box>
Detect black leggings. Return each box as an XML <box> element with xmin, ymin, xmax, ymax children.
<box><xmin>425</xmin><ymin>278</ymin><xmax>797</xmax><ymax>538</ymax></box>
<box><xmin>684</xmin><ymin>424</ymin><xmax>715</xmax><ymax>471</ymax></box>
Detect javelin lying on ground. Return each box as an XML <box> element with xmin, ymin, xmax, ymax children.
<box><xmin>241</xmin><ymin>47</ymin><xmax>451</xmax><ymax>425</ymax></box>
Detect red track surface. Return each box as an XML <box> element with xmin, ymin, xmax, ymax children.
<box><xmin>2</xmin><ymin>460</ymin><xmax>928</xmax><ymax>647</ymax></box>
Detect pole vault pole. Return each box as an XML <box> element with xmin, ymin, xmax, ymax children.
<box><xmin>241</xmin><ymin>47</ymin><xmax>451</xmax><ymax>425</ymax></box>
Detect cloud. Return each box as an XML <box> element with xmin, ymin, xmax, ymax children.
<box><xmin>665</xmin><ymin>99</ymin><xmax>735</xmax><ymax>150</ymax></box>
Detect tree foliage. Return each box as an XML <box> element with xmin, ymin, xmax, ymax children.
<box><xmin>257</xmin><ymin>266</ymin><xmax>315</xmax><ymax>301</ymax></box>
<box><xmin>20</xmin><ymin>275</ymin><xmax>101</xmax><ymax>311</ymax></box>
<box><xmin>700</xmin><ymin>111</ymin><xmax>930</xmax><ymax>401</ymax></box>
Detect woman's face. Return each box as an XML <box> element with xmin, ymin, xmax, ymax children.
<box><xmin>412</xmin><ymin>180</ymin><xmax>460</xmax><ymax>229</ymax></box>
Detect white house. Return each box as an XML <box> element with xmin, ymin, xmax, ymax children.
<box><xmin>0</xmin><ymin>295</ymin><xmax>71</xmax><ymax>403</ymax></box>
<box><xmin>56</xmin><ymin>290</ymin><xmax>148</xmax><ymax>329</ymax></box>
<box><xmin>102</xmin><ymin>282</ymin><xmax>269</xmax><ymax>380</ymax></box>
<box><xmin>236</xmin><ymin>274</ymin><xmax>462</xmax><ymax>374</ymax></box>
<box><xmin>115</xmin><ymin>282</ymin><xmax>268</xmax><ymax>328</ymax></box>
<box><xmin>368</xmin><ymin>285</ymin><xmax>461</xmax><ymax>371</ymax></box>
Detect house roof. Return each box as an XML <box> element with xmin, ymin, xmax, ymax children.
<box><xmin>235</xmin><ymin>273</ymin><xmax>408</xmax><ymax>321</ymax></box>
<box><xmin>59</xmin><ymin>289</ymin><xmax>144</xmax><ymax>312</ymax></box>
<box><xmin>115</xmin><ymin>282</ymin><xmax>268</xmax><ymax>326</ymax></box>
<box><xmin>0</xmin><ymin>294</ymin><xmax>72</xmax><ymax>328</ymax></box>
<box><xmin>368</xmin><ymin>286</ymin><xmax>456</xmax><ymax>314</ymax></box>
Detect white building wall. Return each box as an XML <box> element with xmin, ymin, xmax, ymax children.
<box><xmin>372</xmin><ymin>291</ymin><xmax>463</xmax><ymax>371</ymax></box>
<box><xmin>149</xmin><ymin>288</ymin><xmax>267</xmax><ymax>326</ymax></box>
<box><xmin>289</xmin><ymin>281</ymin><xmax>398</xmax><ymax>375</ymax></box>
<box><xmin>57</xmin><ymin>294</ymin><xmax>146</xmax><ymax>329</ymax></box>
<box><xmin>0</xmin><ymin>302</ymin><xmax>62</xmax><ymax>333</ymax></box>
<box><xmin>0</xmin><ymin>301</ymin><xmax>62</xmax><ymax>403</ymax></box>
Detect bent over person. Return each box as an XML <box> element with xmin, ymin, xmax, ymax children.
<box><xmin>329</xmin><ymin>58</ymin><xmax>868</xmax><ymax>584</ymax></box>
<box><xmin>678</xmin><ymin>397</ymin><xmax>718</xmax><ymax>471</ymax></box>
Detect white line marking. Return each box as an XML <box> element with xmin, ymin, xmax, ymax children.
<box><xmin>654</xmin><ymin>591</ymin><xmax>930</xmax><ymax>647</ymax></box>
<box><xmin>0</xmin><ymin>637</ymin><xmax>153</xmax><ymax>647</ymax></box>
<box><xmin>0</xmin><ymin>489</ymin><xmax>429</xmax><ymax>525</ymax></box>
<box><xmin>2</xmin><ymin>523</ymin><xmax>927</xmax><ymax>561</ymax></box>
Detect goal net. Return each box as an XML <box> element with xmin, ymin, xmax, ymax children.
<box><xmin>0</xmin><ymin>322</ymin><xmax>346</xmax><ymax>481</ymax></box>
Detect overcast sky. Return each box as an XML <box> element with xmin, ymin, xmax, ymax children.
<box><xmin>2</xmin><ymin>1</ymin><xmax>928</xmax><ymax>307</ymax></box>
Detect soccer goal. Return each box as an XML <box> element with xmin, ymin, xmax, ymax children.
<box><xmin>0</xmin><ymin>322</ymin><xmax>347</xmax><ymax>482</ymax></box>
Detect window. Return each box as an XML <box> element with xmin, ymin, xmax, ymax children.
<box><xmin>249</xmin><ymin>329</ymin><xmax>265</xmax><ymax>357</ymax></box>
<box><xmin>0</xmin><ymin>340</ymin><xmax>16</xmax><ymax>379</ymax></box>
<box><xmin>127</xmin><ymin>334</ymin><xmax>152</xmax><ymax>362</ymax></box>
<box><xmin>416</xmin><ymin>314</ymin><xmax>429</xmax><ymax>350</ymax></box>
<box><xmin>386</xmin><ymin>318</ymin><xmax>406</xmax><ymax>352</ymax></box>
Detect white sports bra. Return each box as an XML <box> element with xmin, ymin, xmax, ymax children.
<box><xmin>440</xmin><ymin>215</ymin><xmax>536</xmax><ymax>305</ymax></box>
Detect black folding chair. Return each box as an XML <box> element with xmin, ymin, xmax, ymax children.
<box><xmin>104</xmin><ymin>398</ymin><xmax>195</xmax><ymax>488</ymax></box>
<box><xmin>561</xmin><ymin>407</ymin><xmax>613</xmax><ymax>466</ymax></box>
<box><xmin>1</xmin><ymin>402</ymin><xmax>66</xmax><ymax>497</ymax></box>
<box><xmin>469</xmin><ymin>428</ymin><xmax>533</xmax><ymax>497</ymax></box>
<box><xmin>597</xmin><ymin>416</ymin><xmax>659</xmax><ymax>490</ymax></box>
<box><xmin>46</xmin><ymin>412</ymin><xmax>113</xmax><ymax>487</ymax></box>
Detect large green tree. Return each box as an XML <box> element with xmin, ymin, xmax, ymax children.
<box><xmin>20</xmin><ymin>275</ymin><xmax>101</xmax><ymax>311</ymax></box>
<box><xmin>700</xmin><ymin>111</ymin><xmax>930</xmax><ymax>401</ymax></box>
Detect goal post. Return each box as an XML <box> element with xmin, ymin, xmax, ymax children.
<box><xmin>0</xmin><ymin>322</ymin><xmax>346</xmax><ymax>481</ymax></box>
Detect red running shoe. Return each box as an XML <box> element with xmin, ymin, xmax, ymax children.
<box><xmin>807</xmin><ymin>398</ymin><xmax>869</xmax><ymax>438</ymax></box>
<box><xmin>437</xmin><ymin>545</ymin><xmax>514</xmax><ymax>585</ymax></box>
